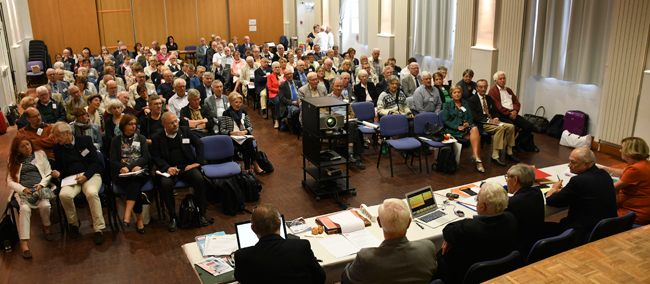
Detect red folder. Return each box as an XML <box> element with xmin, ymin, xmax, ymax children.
<box><xmin>534</xmin><ymin>168</ymin><xmax>551</xmax><ymax>180</ymax></box>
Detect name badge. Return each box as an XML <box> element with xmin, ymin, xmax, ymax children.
<box><xmin>132</xmin><ymin>141</ymin><xmax>140</xmax><ymax>147</ymax></box>
<box><xmin>460</xmin><ymin>106</ymin><xmax>467</xmax><ymax>112</ymax></box>
<box><xmin>429</xmin><ymin>98</ymin><xmax>434</xmax><ymax>102</ymax></box>
<box><xmin>63</xmin><ymin>88</ymin><xmax>68</xmax><ymax>93</ymax></box>
<box><xmin>52</xmin><ymin>104</ymin><xmax>57</xmax><ymax>109</ymax></box>
<box><xmin>182</xmin><ymin>138</ymin><xmax>190</xmax><ymax>144</ymax></box>
<box><xmin>81</xmin><ymin>149</ymin><xmax>90</xmax><ymax>157</ymax></box>
<box><xmin>36</xmin><ymin>128</ymin><xmax>43</xmax><ymax>136</ymax></box>
<box><xmin>472</xmin><ymin>89</ymin><xmax>477</xmax><ymax>95</ymax></box>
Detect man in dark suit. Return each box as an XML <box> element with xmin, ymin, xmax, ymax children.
<box><xmin>271</xmin><ymin>44</ymin><xmax>286</xmax><ymax>62</ymax></box>
<box><xmin>194</xmin><ymin>71</ymin><xmax>214</xmax><ymax>105</ymax></box>
<box><xmin>505</xmin><ymin>164</ymin><xmax>545</xmax><ymax>260</ymax></box>
<box><xmin>436</xmin><ymin>182</ymin><xmax>517</xmax><ymax>284</ymax></box>
<box><xmin>151</xmin><ymin>112</ymin><xmax>212</xmax><ymax>232</ymax></box>
<box><xmin>46</xmin><ymin>68</ymin><xmax>71</xmax><ymax>103</ymax></box>
<box><xmin>278</xmin><ymin>68</ymin><xmax>302</xmax><ymax>121</ymax></box>
<box><xmin>234</xmin><ymin>204</ymin><xmax>325</xmax><ymax>284</ymax></box>
<box><xmin>115</xmin><ymin>44</ymin><xmax>132</xmax><ymax>67</ymax></box>
<box><xmin>376</xmin><ymin>66</ymin><xmax>393</xmax><ymax>96</ymax></box>
<box><xmin>254</xmin><ymin>58</ymin><xmax>272</xmax><ymax>118</ymax></box>
<box><xmin>469</xmin><ymin>79</ymin><xmax>519</xmax><ymax>166</ymax></box>
<box><xmin>545</xmin><ymin>147</ymin><xmax>618</xmax><ymax>246</ymax></box>
<box><xmin>354</xmin><ymin>70</ymin><xmax>378</xmax><ymax>104</ymax></box>
<box><xmin>293</xmin><ymin>60</ymin><xmax>309</xmax><ymax>86</ymax></box>
<box><xmin>159</xmin><ymin>70</ymin><xmax>175</xmax><ymax>101</ymax></box>
<box><xmin>237</xmin><ymin>36</ymin><xmax>255</xmax><ymax>58</ymax></box>
<box><xmin>50</xmin><ymin>122</ymin><xmax>106</xmax><ymax>245</ymax></box>
<box><xmin>342</xmin><ymin>199</ymin><xmax>437</xmax><ymax>283</ymax></box>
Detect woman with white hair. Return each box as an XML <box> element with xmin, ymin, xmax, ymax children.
<box><xmin>104</xmin><ymin>100</ymin><xmax>124</xmax><ymax>152</ymax></box>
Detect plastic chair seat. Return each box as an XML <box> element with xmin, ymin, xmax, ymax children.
<box><xmin>358</xmin><ymin>123</ymin><xmax>379</xmax><ymax>134</ymax></box>
<box><xmin>422</xmin><ymin>139</ymin><xmax>447</xmax><ymax>148</ymax></box>
<box><xmin>203</xmin><ymin>162</ymin><xmax>241</xmax><ymax>179</ymax></box>
<box><xmin>174</xmin><ymin>180</ymin><xmax>190</xmax><ymax>188</ymax></box>
<box><xmin>27</xmin><ymin>71</ymin><xmax>43</xmax><ymax>76</ymax></box>
<box><xmin>386</xmin><ymin>138</ymin><xmax>421</xmax><ymax>150</ymax></box>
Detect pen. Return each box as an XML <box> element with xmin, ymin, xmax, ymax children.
<box><xmin>416</xmin><ymin>222</ymin><xmax>424</xmax><ymax>230</ymax></box>
<box><xmin>557</xmin><ymin>175</ymin><xmax>561</xmax><ymax>181</ymax></box>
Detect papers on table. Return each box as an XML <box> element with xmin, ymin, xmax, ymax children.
<box><xmin>319</xmin><ymin>229</ymin><xmax>382</xmax><ymax>258</ymax></box>
<box><xmin>231</xmin><ymin>135</ymin><xmax>254</xmax><ymax>145</ymax></box>
<box><xmin>61</xmin><ymin>175</ymin><xmax>78</xmax><ymax>187</ymax></box>
<box><xmin>195</xmin><ymin>231</ymin><xmax>226</xmax><ymax>255</ymax></box>
<box><xmin>118</xmin><ymin>169</ymin><xmax>145</xmax><ymax>177</ymax></box>
<box><xmin>196</xmin><ymin>257</ymin><xmax>234</xmax><ymax>276</ymax></box>
<box><xmin>155</xmin><ymin>170</ymin><xmax>171</xmax><ymax>178</ymax></box>
<box><xmin>202</xmin><ymin>235</ymin><xmax>238</xmax><ymax>257</ymax></box>
<box><xmin>329</xmin><ymin>210</ymin><xmax>365</xmax><ymax>233</ymax></box>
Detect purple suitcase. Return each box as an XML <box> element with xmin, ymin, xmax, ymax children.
<box><xmin>563</xmin><ymin>110</ymin><xmax>589</xmax><ymax>136</ymax></box>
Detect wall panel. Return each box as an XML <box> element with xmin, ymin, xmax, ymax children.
<box><xmin>452</xmin><ymin>0</ymin><xmax>474</xmax><ymax>85</ymax></box>
<box><xmin>132</xmin><ymin>0</ymin><xmax>167</xmax><ymax>48</ymax></box>
<box><xmin>165</xmin><ymin>0</ymin><xmax>198</xmax><ymax>50</ymax></box>
<box><xmin>96</xmin><ymin>0</ymin><xmax>134</xmax><ymax>52</ymax></box>
<box><xmin>228</xmin><ymin>0</ymin><xmax>284</xmax><ymax>45</ymax></box>
<box><xmin>60</xmin><ymin>0</ymin><xmax>102</xmax><ymax>56</ymax></box>
<box><xmin>28</xmin><ymin>0</ymin><xmax>65</xmax><ymax>60</ymax></box>
<box><xmin>197</xmin><ymin>0</ymin><xmax>229</xmax><ymax>43</ymax></box>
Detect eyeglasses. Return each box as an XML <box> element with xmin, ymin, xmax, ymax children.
<box><xmin>504</xmin><ymin>174</ymin><xmax>511</xmax><ymax>179</ymax></box>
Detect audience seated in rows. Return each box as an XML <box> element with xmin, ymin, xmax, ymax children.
<box><xmin>179</xmin><ymin>89</ymin><xmax>217</xmax><ymax>137</ymax></box>
<box><xmin>442</xmin><ymin>85</ymin><xmax>484</xmax><ymax>172</ymax></box>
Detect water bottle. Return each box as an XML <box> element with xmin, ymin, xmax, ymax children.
<box><xmin>381</xmin><ymin>143</ymin><xmax>387</xmax><ymax>156</ymax></box>
<box><xmin>3</xmin><ymin>240</ymin><xmax>11</xmax><ymax>253</ymax></box>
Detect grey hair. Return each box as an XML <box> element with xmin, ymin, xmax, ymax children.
<box><xmin>340</xmin><ymin>72</ymin><xmax>350</xmax><ymax>78</ymax></box>
<box><xmin>373</xmin><ymin>48</ymin><xmax>380</xmax><ymax>53</ymax></box>
<box><xmin>52</xmin><ymin>121</ymin><xmax>72</xmax><ymax>134</ymax></box>
<box><xmin>409</xmin><ymin>62</ymin><xmax>419</xmax><ymax>69</ymax></box>
<box><xmin>324</xmin><ymin>58</ymin><xmax>333</xmax><ymax>65</ymax></box>
<box><xmin>36</xmin><ymin>86</ymin><xmax>48</xmax><ymax>94</ymax></box>
<box><xmin>53</xmin><ymin>62</ymin><xmax>64</xmax><ymax>70</ymax></box>
<box><xmin>386</xmin><ymin>75</ymin><xmax>399</xmax><ymax>85</ymax></box>
<box><xmin>383</xmin><ymin>66</ymin><xmax>394</xmax><ymax>73</ymax></box>
<box><xmin>493</xmin><ymin>71</ymin><xmax>506</xmax><ymax>82</ymax></box>
<box><xmin>277</xmin><ymin>44</ymin><xmax>284</xmax><ymax>49</ymax></box>
<box><xmin>246</xmin><ymin>56</ymin><xmax>254</xmax><ymax>62</ymax></box>
<box><xmin>211</xmin><ymin>80</ymin><xmax>223</xmax><ymax>87</ymax></box>
<box><xmin>187</xmin><ymin>88</ymin><xmax>200</xmax><ymax>99</ymax></box>
<box><xmin>203</xmin><ymin>71</ymin><xmax>213</xmax><ymax>78</ymax></box>
<box><xmin>477</xmin><ymin>79</ymin><xmax>488</xmax><ymax>85</ymax></box>
<box><xmin>161</xmin><ymin>111</ymin><xmax>177</xmax><ymax>124</ymax></box>
<box><xmin>187</xmin><ymin>64</ymin><xmax>195</xmax><ymax>70</ymax></box>
<box><xmin>480</xmin><ymin>182</ymin><xmax>509</xmax><ymax>214</ymax></box>
<box><xmin>107</xmin><ymin>99</ymin><xmax>124</xmax><ymax>111</ymax></box>
<box><xmin>378</xmin><ymin>198</ymin><xmax>410</xmax><ymax>234</ymax></box>
<box><xmin>509</xmin><ymin>164</ymin><xmax>536</xmax><ymax>187</ymax></box>
<box><xmin>271</xmin><ymin>61</ymin><xmax>280</xmax><ymax>68</ymax></box>
<box><xmin>574</xmin><ymin>147</ymin><xmax>596</xmax><ymax>167</ymax></box>
<box><xmin>173</xmin><ymin>78</ymin><xmax>186</xmax><ymax>87</ymax></box>
<box><xmin>357</xmin><ymin>69</ymin><xmax>368</xmax><ymax>77</ymax></box>
<box><xmin>421</xmin><ymin>71</ymin><xmax>432</xmax><ymax>80</ymax></box>
<box><xmin>197</xmin><ymin>66</ymin><xmax>206</xmax><ymax>71</ymax></box>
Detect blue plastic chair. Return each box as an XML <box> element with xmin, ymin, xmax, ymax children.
<box><xmin>463</xmin><ymin>250</ymin><xmax>521</xmax><ymax>284</ymax></box>
<box><xmin>588</xmin><ymin>211</ymin><xmax>636</xmax><ymax>243</ymax></box>
<box><xmin>184</xmin><ymin>45</ymin><xmax>197</xmax><ymax>61</ymax></box>
<box><xmin>413</xmin><ymin>113</ymin><xmax>450</xmax><ymax>174</ymax></box>
<box><xmin>201</xmin><ymin>135</ymin><xmax>241</xmax><ymax>179</ymax></box>
<box><xmin>351</xmin><ymin>102</ymin><xmax>379</xmax><ymax>135</ymax></box>
<box><xmin>376</xmin><ymin>115</ymin><xmax>422</xmax><ymax>177</ymax></box>
<box><xmin>526</xmin><ymin>228</ymin><xmax>575</xmax><ymax>265</ymax></box>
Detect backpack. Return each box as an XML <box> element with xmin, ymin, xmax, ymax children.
<box><xmin>257</xmin><ymin>151</ymin><xmax>274</xmax><ymax>173</ymax></box>
<box><xmin>518</xmin><ymin>133</ymin><xmax>538</xmax><ymax>152</ymax></box>
<box><xmin>178</xmin><ymin>194</ymin><xmax>202</xmax><ymax>229</ymax></box>
<box><xmin>435</xmin><ymin>147</ymin><xmax>456</xmax><ymax>174</ymax></box>
<box><xmin>218</xmin><ymin>178</ymin><xmax>247</xmax><ymax>216</ymax></box>
<box><xmin>546</xmin><ymin>115</ymin><xmax>565</xmax><ymax>138</ymax></box>
<box><xmin>423</xmin><ymin>122</ymin><xmax>445</xmax><ymax>142</ymax></box>
<box><xmin>234</xmin><ymin>170</ymin><xmax>262</xmax><ymax>202</ymax></box>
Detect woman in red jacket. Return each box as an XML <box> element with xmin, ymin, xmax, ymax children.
<box><xmin>267</xmin><ymin>61</ymin><xmax>285</xmax><ymax>129</ymax></box>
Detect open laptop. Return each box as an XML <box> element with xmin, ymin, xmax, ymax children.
<box><xmin>405</xmin><ymin>186</ymin><xmax>454</xmax><ymax>224</ymax></box>
<box><xmin>235</xmin><ymin>214</ymin><xmax>287</xmax><ymax>249</ymax></box>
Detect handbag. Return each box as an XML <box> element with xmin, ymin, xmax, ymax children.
<box><xmin>559</xmin><ymin>130</ymin><xmax>593</xmax><ymax>148</ymax></box>
<box><xmin>0</xmin><ymin>207</ymin><xmax>19</xmax><ymax>250</ymax></box>
<box><xmin>423</xmin><ymin>122</ymin><xmax>445</xmax><ymax>142</ymax></box>
<box><xmin>524</xmin><ymin>106</ymin><xmax>550</xmax><ymax>133</ymax></box>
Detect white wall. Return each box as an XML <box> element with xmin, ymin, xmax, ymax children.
<box><xmin>522</xmin><ymin>75</ymin><xmax>602</xmax><ymax>137</ymax></box>
<box><xmin>0</xmin><ymin>0</ymin><xmax>32</xmax><ymax>106</ymax></box>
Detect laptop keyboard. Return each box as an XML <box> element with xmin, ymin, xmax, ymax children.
<box><xmin>419</xmin><ymin>210</ymin><xmax>446</xmax><ymax>223</ymax></box>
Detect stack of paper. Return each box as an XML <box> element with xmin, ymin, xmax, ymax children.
<box><xmin>118</xmin><ymin>169</ymin><xmax>145</xmax><ymax>177</ymax></box>
<box><xmin>329</xmin><ymin>211</ymin><xmax>365</xmax><ymax>233</ymax></box>
<box><xmin>202</xmin><ymin>235</ymin><xmax>238</xmax><ymax>257</ymax></box>
<box><xmin>318</xmin><ymin>229</ymin><xmax>381</xmax><ymax>258</ymax></box>
<box><xmin>196</xmin><ymin>231</ymin><xmax>226</xmax><ymax>255</ymax></box>
<box><xmin>231</xmin><ymin>135</ymin><xmax>254</xmax><ymax>145</ymax></box>
<box><xmin>196</xmin><ymin>257</ymin><xmax>234</xmax><ymax>276</ymax></box>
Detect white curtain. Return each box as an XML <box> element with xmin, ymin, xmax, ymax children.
<box><xmin>410</xmin><ymin>0</ymin><xmax>454</xmax><ymax>60</ymax></box>
<box><xmin>358</xmin><ymin>0</ymin><xmax>368</xmax><ymax>45</ymax></box>
<box><xmin>530</xmin><ymin>0</ymin><xmax>612</xmax><ymax>85</ymax></box>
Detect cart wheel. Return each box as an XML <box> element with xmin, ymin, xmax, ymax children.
<box><xmin>316</xmin><ymin>196</ymin><xmax>321</xmax><ymax>201</ymax></box>
<box><xmin>351</xmin><ymin>190</ymin><xmax>357</xmax><ymax>196</ymax></box>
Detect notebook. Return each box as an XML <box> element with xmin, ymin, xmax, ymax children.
<box><xmin>235</xmin><ymin>214</ymin><xmax>287</xmax><ymax>249</ymax></box>
<box><xmin>405</xmin><ymin>186</ymin><xmax>454</xmax><ymax>224</ymax></box>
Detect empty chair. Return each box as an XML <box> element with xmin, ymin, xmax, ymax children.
<box><xmin>526</xmin><ymin>228</ymin><xmax>575</xmax><ymax>265</ymax></box>
<box><xmin>463</xmin><ymin>250</ymin><xmax>521</xmax><ymax>284</ymax></box>
<box><xmin>377</xmin><ymin>114</ymin><xmax>422</xmax><ymax>177</ymax></box>
<box><xmin>184</xmin><ymin>46</ymin><xmax>197</xmax><ymax>64</ymax></box>
<box><xmin>201</xmin><ymin>135</ymin><xmax>241</xmax><ymax>179</ymax></box>
<box><xmin>588</xmin><ymin>211</ymin><xmax>636</xmax><ymax>243</ymax></box>
<box><xmin>413</xmin><ymin>112</ymin><xmax>450</xmax><ymax>174</ymax></box>
<box><xmin>351</xmin><ymin>102</ymin><xmax>379</xmax><ymax>146</ymax></box>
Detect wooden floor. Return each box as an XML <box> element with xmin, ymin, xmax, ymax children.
<box><xmin>0</xmin><ymin>103</ymin><xmax>626</xmax><ymax>284</ymax></box>
<box><xmin>486</xmin><ymin>225</ymin><xmax>650</xmax><ymax>284</ymax></box>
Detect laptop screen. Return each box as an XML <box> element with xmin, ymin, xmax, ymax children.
<box><xmin>235</xmin><ymin>214</ymin><xmax>287</xmax><ymax>249</ymax></box>
<box><xmin>405</xmin><ymin>186</ymin><xmax>438</xmax><ymax>218</ymax></box>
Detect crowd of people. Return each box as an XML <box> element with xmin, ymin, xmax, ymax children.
<box><xmin>8</xmin><ymin>31</ymin><xmax>650</xmax><ymax>284</ymax></box>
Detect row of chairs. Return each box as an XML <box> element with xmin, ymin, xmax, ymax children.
<box><xmin>431</xmin><ymin>211</ymin><xmax>639</xmax><ymax>284</ymax></box>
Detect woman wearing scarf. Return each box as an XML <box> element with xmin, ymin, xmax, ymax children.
<box><xmin>85</xmin><ymin>94</ymin><xmax>104</xmax><ymax>131</ymax></box>
<box><xmin>110</xmin><ymin>114</ymin><xmax>149</xmax><ymax>233</ymax></box>
<box><xmin>70</xmin><ymin>106</ymin><xmax>103</xmax><ymax>150</ymax></box>
<box><xmin>220</xmin><ymin>92</ymin><xmax>266</xmax><ymax>174</ymax></box>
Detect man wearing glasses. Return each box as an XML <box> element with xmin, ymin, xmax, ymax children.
<box><xmin>17</xmin><ymin>106</ymin><xmax>58</xmax><ymax>159</ymax></box>
<box><xmin>35</xmin><ymin>85</ymin><xmax>66</xmax><ymax>124</ymax></box>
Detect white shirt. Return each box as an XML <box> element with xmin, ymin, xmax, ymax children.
<box><xmin>327</xmin><ymin>32</ymin><xmax>335</xmax><ymax>49</ymax></box>
<box><xmin>204</xmin><ymin>84</ymin><xmax>213</xmax><ymax>97</ymax></box>
<box><xmin>316</xmin><ymin>32</ymin><xmax>329</xmax><ymax>51</ymax></box>
<box><xmin>221</xmin><ymin>56</ymin><xmax>234</xmax><ymax>67</ymax></box>
<box><xmin>168</xmin><ymin>93</ymin><xmax>188</xmax><ymax>118</ymax></box>
<box><xmin>212</xmin><ymin>52</ymin><xmax>224</xmax><ymax>64</ymax></box>
<box><xmin>498</xmin><ymin>85</ymin><xmax>514</xmax><ymax>110</ymax></box>
<box><xmin>214</xmin><ymin>96</ymin><xmax>226</xmax><ymax>118</ymax></box>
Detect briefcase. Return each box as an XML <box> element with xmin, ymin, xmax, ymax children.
<box><xmin>563</xmin><ymin>110</ymin><xmax>589</xmax><ymax>136</ymax></box>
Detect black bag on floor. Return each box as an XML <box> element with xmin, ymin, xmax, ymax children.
<box><xmin>218</xmin><ymin>178</ymin><xmax>247</xmax><ymax>216</ymax></box>
<box><xmin>518</xmin><ymin>133</ymin><xmax>538</xmax><ymax>152</ymax></box>
<box><xmin>234</xmin><ymin>170</ymin><xmax>262</xmax><ymax>202</ymax></box>
<box><xmin>0</xmin><ymin>207</ymin><xmax>19</xmax><ymax>250</ymax></box>
<box><xmin>546</xmin><ymin>114</ymin><xmax>565</xmax><ymax>138</ymax></box>
<box><xmin>524</xmin><ymin>106</ymin><xmax>550</xmax><ymax>133</ymax></box>
<box><xmin>178</xmin><ymin>194</ymin><xmax>202</xmax><ymax>229</ymax></box>
<box><xmin>435</xmin><ymin>147</ymin><xmax>456</xmax><ymax>174</ymax></box>
<box><xmin>257</xmin><ymin>151</ymin><xmax>274</xmax><ymax>173</ymax></box>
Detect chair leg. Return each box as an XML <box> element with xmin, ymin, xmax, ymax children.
<box><xmin>418</xmin><ymin>148</ymin><xmax>422</xmax><ymax>173</ymax></box>
<box><xmin>424</xmin><ymin>146</ymin><xmax>429</xmax><ymax>174</ymax></box>
<box><xmin>376</xmin><ymin>142</ymin><xmax>383</xmax><ymax>168</ymax></box>
<box><xmin>388</xmin><ymin>145</ymin><xmax>394</xmax><ymax>177</ymax></box>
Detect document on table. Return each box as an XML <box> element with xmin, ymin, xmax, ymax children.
<box><xmin>343</xmin><ymin>229</ymin><xmax>381</xmax><ymax>250</ymax></box>
<box><xmin>61</xmin><ymin>175</ymin><xmax>78</xmax><ymax>187</ymax></box>
<box><xmin>329</xmin><ymin>210</ymin><xmax>365</xmax><ymax>233</ymax></box>
<box><xmin>202</xmin><ymin>235</ymin><xmax>238</xmax><ymax>256</ymax></box>
<box><xmin>118</xmin><ymin>169</ymin><xmax>145</xmax><ymax>177</ymax></box>
<box><xmin>231</xmin><ymin>135</ymin><xmax>254</xmax><ymax>145</ymax></box>
<box><xmin>319</xmin><ymin>235</ymin><xmax>361</xmax><ymax>258</ymax></box>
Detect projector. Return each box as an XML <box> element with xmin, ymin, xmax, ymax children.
<box><xmin>319</xmin><ymin>113</ymin><xmax>344</xmax><ymax>130</ymax></box>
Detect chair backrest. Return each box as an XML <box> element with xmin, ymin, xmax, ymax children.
<box><xmin>201</xmin><ymin>135</ymin><xmax>234</xmax><ymax>161</ymax></box>
<box><xmin>27</xmin><ymin>61</ymin><xmax>43</xmax><ymax>69</ymax></box>
<box><xmin>463</xmin><ymin>250</ymin><xmax>521</xmax><ymax>284</ymax></box>
<box><xmin>350</xmin><ymin>102</ymin><xmax>375</xmax><ymax>121</ymax></box>
<box><xmin>437</xmin><ymin>110</ymin><xmax>444</xmax><ymax>126</ymax></box>
<box><xmin>379</xmin><ymin>114</ymin><xmax>409</xmax><ymax>137</ymax></box>
<box><xmin>588</xmin><ymin>211</ymin><xmax>636</xmax><ymax>243</ymax></box>
<box><xmin>526</xmin><ymin>228</ymin><xmax>575</xmax><ymax>265</ymax></box>
<box><xmin>413</xmin><ymin>112</ymin><xmax>438</xmax><ymax>135</ymax></box>
<box><xmin>185</xmin><ymin>45</ymin><xmax>197</xmax><ymax>51</ymax></box>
